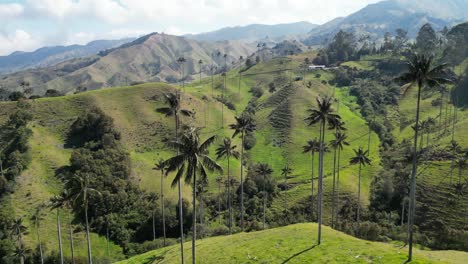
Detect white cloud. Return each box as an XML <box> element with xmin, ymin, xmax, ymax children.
<box><xmin>0</xmin><ymin>3</ymin><xmax>24</xmax><ymax>19</ymax></box>
<box><xmin>0</xmin><ymin>30</ymin><xmax>43</xmax><ymax>55</ymax></box>
<box><xmin>0</xmin><ymin>0</ymin><xmax>381</xmax><ymax>55</ymax></box>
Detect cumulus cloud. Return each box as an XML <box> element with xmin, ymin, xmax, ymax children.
<box><xmin>0</xmin><ymin>3</ymin><xmax>24</xmax><ymax>19</ymax></box>
<box><xmin>0</xmin><ymin>30</ymin><xmax>43</xmax><ymax>55</ymax></box>
<box><xmin>0</xmin><ymin>0</ymin><xmax>380</xmax><ymax>55</ymax></box>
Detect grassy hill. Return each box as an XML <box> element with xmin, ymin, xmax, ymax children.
<box><xmin>0</xmin><ymin>51</ymin><xmax>384</xmax><ymax>260</ymax></box>
<box><xmin>116</xmin><ymin>223</ymin><xmax>468</xmax><ymax>264</ymax></box>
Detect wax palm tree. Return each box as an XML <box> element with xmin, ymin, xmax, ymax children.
<box><xmin>229</xmin><ymin>114</ymin><xmax>256</xmax><ymax>230</ymax></box>
<box><xmin>31</xmin><ymin>206</ymin><xmax>45</xmax><ymax>264</ymax></box>
<box><xmin>255</xmin><ymin>163</ymin><xmax>273</xmax><ymax>230</ymax></box>
<box><xmin>50</xmin><ymin>193</ymin><xmax>69</xmax><ymax>264</ymax></box>
<box><xmin>14</xmin><ymin>246</ymin><xmax>28</xmax><ymax>264</ymax></box>
<box><xmin>281</xmin><ymin>165</ymin><xmax>293</xmax><ymax>208</ymax></box>
<box><xmin>330</xmin><ymin>131</ymin><xmax>349</xmax><ymax>228</ymax></box>
<box><xmin>215</xmin><ymin>176</ymin><xmax>224</xmax><ymax>223</ymax></box>
<box><xmin>397</xmin><ymin>53</ymin><xmax>453</xmax><ymax>261</ymax></box>
<box><xmin>198</xmin><ymin>59</ymin><xmax>203</xmax><ymax>84</ymax></box>
<box><xmin>154</xmin><ymin>158</ymin><xmax>167</xmax><ymax>246</ymax></box>
<box><xmin>303</xmin><ymin>138</ymin><xmax>320</xmax><ymax>220</ymax></box>
<box><xmin>196</xmin><ymin>175</ymin><xmax>208</xmax><ymax>228</ymax></box>
<box><xmin>10</xmin><ymin>218</ymin><xmax>28</xmax><ymax>264</ymax></box>
<box><xmin>177</xmin><ymin>57</ymin><xmax>186</xmax><ymax>89</ymax></box>
<box><xmin>350</xmin><ymin>147</ymin><xmax>371</xmax><ymax>224</ymax></box>
<box><xmin>305</xmin><ymin>96</ymin><xmax>341</xmax><ymax>244</ymax></box>
<box><xmin>215</xmin><ymin>138</ymin><xmax>239</xmax><ymax>234</ymax></box>
<box><xmin>146</xmin><ymin>192</ymin><xmax>158</xmax><ymax>241</ymax></box>
<box><xmin>156</xmin><ymin>92</ymin><xmax>193</xmax><ymax>263</ymax></box>
<box><xmin>163</xmin><ymin>127</ymin><xmax>222</xmax><ymax>264</ymax></box>
<box><xmin>68</xmin><ymin>173</ymin><xmax>101</xmax><ymax>264</ymax></box>
<box><xmin>329</xmin><ymin>120</ymin><xmax>347</xmax><ymax>227</ymax></box>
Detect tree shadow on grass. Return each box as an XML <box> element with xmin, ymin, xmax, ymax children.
<box><xmin>281</xmin><ymin>245</ymin><xmax>317</xmax><ymax>264</ymax></box>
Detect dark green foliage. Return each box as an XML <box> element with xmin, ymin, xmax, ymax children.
<box><xmin>313</xmin><ymin>30</ymin><xmax>357</xmax><ymax>65</ymax></box>
<box><xmin>0</xmin><ymin>101</ymin><xmax>33</xmax><ymax>183</ymax></box>
<box><xmin>7</xmin><ymin>92</ymin><xmax>25</xmax><ymax>101</ymax></box>
<box><xmin>249</xmin><ymin>86</ymin><xmax>263</xmax><ymax>98</ymax></box>
<box><xmin>452</xmin><ymin>67</ymin><xmax>468</xmax><ymax>107</ymax></box>
<box><xmin>415</xmin><ymin>23</ymin><xmax>437</xmax><ymax>55</ymax></box>
<box><xmin>44</xmin><ymin>89</ymin><xmax>63</xmax><ymax>97</ymax></box>
<box><xmin>66</xmin><ymin>108</ymin><xmax>121</xmax><ymax>147</ymax></box>
<box><xmin>59</xmin><ymin>109</ymin><xmax>159</xmax><ymax>252</ymax></box>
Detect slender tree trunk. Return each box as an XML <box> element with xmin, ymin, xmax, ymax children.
<box><xmin>357</xmin><ymin>163</ymin><xmax>362</xmax><ymax>224</ymax></box>
<box><xmin>85</xmin><ymin>202</ymin><xmax>92</xmax><ymax>264</ymax></box>
<box><xmin>336</xmin><ymin>148</ymin><xmax>341</xmax><ymax>226</ymax></box>
<box><xmin>444</xmin><ymin>92</ymin><xmax>449</xmax><ymax>134</ymax></box>
<box><xmin>218</xmin><ymin>181</ymin><xmax>222</xmax><ymax>224</ymax></box>
<box><xmin>311</xmin><ymin>152</ymin><xmax>315</xmax><ymax>222</ymax></box>
<box><xmin>439</xmin><ymin>92</ymin><xmax>443</xmax><ymax>135</ymax></box>
<box><xmin>401</xmin><ymin>198</ymin><xmax>405</xmax><ymax>226</ymax></box>
<box><xmin>240</xmin><ymin>132</ymin><xmax>245</xmax><ymax>231</ymax></box>
<box><xmin>238</xmin><ymin>73</ymin><xmax>241</xmax><ymax>98</ymax></box>
<box><xmin>161</xmin><ymin>170</ymin><xmax>166</xmax><ymax>247</ymax></box>
<box><xmin>152</xmin><ymin>210</ymin><xmax>156</xmax><ymax>241</ymax></box>
<box><xmin>192</xmin><ymin>171</ymin><xmax>197</xmax><ymax>264</ymax></box>
<box><xmin>407</xmin><ymin>83</ymin><xmax>423</xmax><ymax>262</ymax></box>
<box><xmin>263</xmin><ymin>174</ymin><xmax>266</xmax><ymax>230</ymax></box>
<box><xmin>57</xmin><ymin>209</ymin><xmax>64</xmax><ymax>264</ymax></box>
<box><xmin>36</xmin><ymin>220</ymin><xmax>44</xmax><ymax>264</ymax></box>
<box><xmin>368</xmin><ymin>122</ymin><xmax>372</xmax><ymax>153</ymax></box>
<box><xmin>227</xmin><ymin>156</ymin><xmax>232</xmax><ymax>234</ymax></box>
<box><xmin>317</xmin><ymin>120</ymin><xmax>325</xmax><ymax>245</ymax></box>
<box><xmin>106</xmin><ymin>223</ymin><xmax>110</xmax><ymax>257</ymax></box>
<box><xmin>331</xmin><ymin>146</ymin><xmax>337</xmax><ymax>228</ymax></box>
<box><xmin>452</xmin><ymin>96</ymin><xmax>457</xmax><ymax>141</ymax></box>
<box><xmin>175</xmin><ymin>113</ymin><xmax>185</xmax><ymax>264</ymax></box>
<box><xmin>69</xmin><ymin>212</ymin><xmax>75</xmax><ymax>264</ymax></box>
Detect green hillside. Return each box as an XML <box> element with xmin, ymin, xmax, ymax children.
<box><xmin>117</xmin><ymin>223</ymin><xmax>468</xmax><ymax>264</ymax></box>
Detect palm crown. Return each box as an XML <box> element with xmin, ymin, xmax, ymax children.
<box><xmin>216</xmin><ymin>138</ymin><xmax>240</xmax><ymax>160</ymax></box>
<box><xmin>164</xmin><ymin>127</ymin><xmax>223</xmax><ymax>187</ymax></box>
<box><xmin>305</xmin><ymin>96</ymin><xmax>341</xmax><ymax>129</ymax></box>
<box><xmin>350</xmin><ymin>147</ymin><xmax>371</xmax><ymax>166</ymax></box>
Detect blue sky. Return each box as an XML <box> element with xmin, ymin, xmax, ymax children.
<box><xmin>0</xmin><ymin>0</ymin><xmax>379</xmax><ymax>55</ymax></box>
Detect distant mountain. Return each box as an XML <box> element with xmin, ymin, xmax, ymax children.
<box><xmin>0</xmin><ymin>38</ymin><xmax>134</xmax><ymax>74</ymax></box>
<box><xmin>0</xmin><ymin>33</ymin><xmax>255</xmax><ymax>95</ymax></box>
<box><xmin>303</xmin><ymin>0</ymin><xmax>468</xmax><ymax>45</ymax></box>
<box><xmin>186</xmin><ymin>22</ymin><xmax>317</xmax><ymax>42</ymax></box>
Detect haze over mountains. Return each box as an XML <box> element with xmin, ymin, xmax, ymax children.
<box><xmin>185</xmin><ymin>21</ymin><xmax>317</xmax><ymax>42</ymax></box>
<box><xmin>0</xmin><ymin>38</ymin><xmax>134</xmax><ymax>74</ymax></box>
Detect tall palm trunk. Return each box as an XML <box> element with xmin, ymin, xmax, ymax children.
<box><xmin>331</xmin><ymin>146</ymin><xmax>337</xmax><ymax>228</ymax></box>
<box><xmin>357</xmin><ymin>163</ymin><xmax>362</xmax><ymax>224</ymax></box>
<box><xmin>263</xmin><ymin>174</ymin><xmax>266</xmax><ymax>230</ymax></box>
<box><xmin>161</xmin><ymin>169</ymin><xmax>166</xmax><ymax>246</ymax></box>
<box><xmin>35</xmin><ymin>219</ymin><xmax>44</xmax><ymax>264</ymax></box>
<box><xmin>85</xmin><ymin>201</ymin><xmax>92</xmax><ymax>264</ymax></box>
<box><xmin>407</xmin><ymin>83</ymin><xmax>422</xmax><ymax>261</ymax></box>
<box><xmin>317</xmin><ymin>120</ymin><xmax>325</xmax><ymax>245</ymax></box>
<box><xmin>175</xmin><ymin>113</ymin><xmax>185</xmax><ymax>264</ymax></box>
<box><xmin>192</xmin><ymin>171</ymin><xmax>197</xmax><ymax>264</ymax></box>
<box><xmin>106</xmin><ymin>223</ymin><xmax>110</xmax><ymax>257</ymax></box>
<box><xmin>401</xmin><ymin>198</ymin><xmax>405</xmax><ymax>226</ymax></box>
<box><xmin>218</xmin><ymin>181</ymin><xmax>222</xmax><ymax>224</ymax></box>
<box><xmin>336</xmin><ymin>147</ymin><xmax>341</xmax><ymax>225</ymax></box>
<box><xmin>240</xmin><ymin>132</ymin><xmax>245</xmax><ymax>231</ymax></box>
<box><xmin>152</xmin><ymin>210</ymin><xmax>156</xmax><ymax>241</ymax></box>
<box><xmin>68</xmin><ymin>212</ymin><xmax>75</xmax><ymax>264</ymax></box>
<box><xmin>311</xmin><ymin>152</ymin><xmax>315</xmax><ymax>222</ymax></box>
<box><xmin>57</xmin><ymin>209</ymin><xmax>64</xmax><ymax>264</ymax></box>
<box><xmin>439</xmin><ymin>91</ymin><xmax>443</xmax><ymax>135</ymax></box>
<box><xmin>227</xmin><ymin>156</ymin><xmax>232</xmax><ymax>234</ymax></box>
